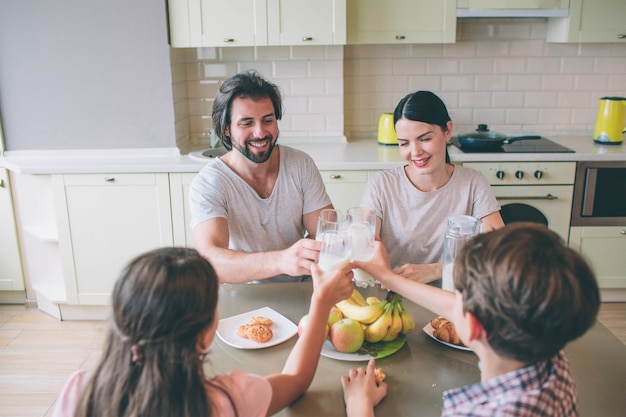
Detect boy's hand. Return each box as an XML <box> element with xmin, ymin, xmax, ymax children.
<box><xmin>341</xmin><ymin>359</ymin><xmax>387</xmax><ymax>417</ymax></box>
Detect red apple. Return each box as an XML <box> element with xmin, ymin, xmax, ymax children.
<box><xmin>298</xmin><ymin>314</ymin><xmax>329</xmax><ymax>339</ymax></box>
<box><xmin>328</xmin><ymin>306</ymin><xmax>344</xmax><ymax>327</ymax></box>
<box><xmin>329</xmin><ymin>318</ymin><xmax>365</xmax><ymax>353</ymax></box>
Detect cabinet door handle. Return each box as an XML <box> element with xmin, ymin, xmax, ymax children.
<box><xmin>104</xmin><ymin>177</ymin><xmax>115</xmax><ymax>182</ymax></box>
<box><xmin>329</xmin><ymin>174</ymin><xmax>342</xmax><ymax>180</ymax></box>
<box><xmin>0</xmin><ymin>179</ymin><xmax>4</xmax><ymax>188</ymax></box>
<box><xmin>618</xmin><ymin>34</ymin><xmax>626</xmax><ymax>39</ymax></box>
<box><xmin>302</xmin><ymin>37</ymin><xmax>313</xmax><ymax>41</ymax></box>
<box><xmin>223</xmin><ymin>38</ymin><xmax>235</xmax><ymax>43</ymax></box>
<box><xmin>497</xmin><ymin>194</ymin><xmax>558</xmax><ymax>201</ymax></box>
<box><xmin>620</xmin><ymin>230</ymin><xmax>626</xmax><ymax>235</ymax></box>
<box><xmin>395</xmin><ymin>35</ymin><xmax>406</xmax><ymax>40</ymax></box>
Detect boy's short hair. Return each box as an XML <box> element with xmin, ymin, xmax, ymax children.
<box><xmin>453</xmin><ymin>222</ymin><xmax>600</xmax><ymax>363</ymax></box>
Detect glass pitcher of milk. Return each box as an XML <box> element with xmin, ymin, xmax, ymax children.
<box><xmin>441</xmin><ymin>215</ymin><xmax>482</xmax><ymax>292</ymax></box>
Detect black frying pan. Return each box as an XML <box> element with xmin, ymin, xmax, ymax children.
<box><xmin>457</xmin><ymin>124</ymin><xmax>541</xmax><ymax>150</ymax></box>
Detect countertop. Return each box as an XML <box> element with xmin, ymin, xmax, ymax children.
<box><xmin>214</xmin><ymin>282</ymin><xmax>626</xmax><ymax>417</ymax></box>
<box><xmin>2</xmin><ymin>134</ymin><xmax>626</xmax><ymax>174</ymax></box>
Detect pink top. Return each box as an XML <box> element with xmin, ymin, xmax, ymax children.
<box><xmin>52</xmin><ymin>369</ymin><xmax>272</xmax><ymax>417</ymax></box>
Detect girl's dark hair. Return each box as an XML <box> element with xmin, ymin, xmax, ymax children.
<box><xmin>393</xmin><ymin>90</ymin><xmax>452</xmax><ymax>163</ymax></box>
<box><xmin>212</xmin><ymin>69</ymin><xmax>283</xmax><ymax>150</ymax></box>
<box><xmin>454</xmin><ymin>223</ymin><xmax>600</xmax><ymax>363</ymax></box>
<box><xmin>74</xmin><ymin>247</ymin><xmax>220</xmax><ymax>417</ymax></box>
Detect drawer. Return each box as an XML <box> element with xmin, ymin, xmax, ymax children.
<box><xmin>320</xmin><ymin>170</ymin><xmax>369</xmax><ymax>183</ymax></box>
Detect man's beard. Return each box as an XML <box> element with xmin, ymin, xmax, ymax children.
<box><xmin>232</xmin><ymin>135</ymin><xmax>277</xmax><ymax>164</ymax></box>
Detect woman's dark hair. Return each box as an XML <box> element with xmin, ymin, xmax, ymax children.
<box><xmin>393</xmin><ymin>90</ymin><xmax>452</xmax><ymax>163</ymax></box>
<box><xmin>454</xmin><ymin>222</ymin><xmax>600</xmax><ymax>363</ymax></box>
<box><xmin>74</xmin><ymin>247</ymin><xmax>220</xmax><ymax>417</ymax></box>
<box><xmin>212</xmin><ymin>69</ymin><xmax>283</xmax><ymax>150</ymax></box>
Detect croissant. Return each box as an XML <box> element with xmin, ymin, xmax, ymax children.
<box><xmin>430</xmin><ymin>317</ymin><xmax>464</xmax><ymax>346</ymax></box>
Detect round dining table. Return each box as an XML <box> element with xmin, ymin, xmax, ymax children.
<box><xmin>208</xmin><ymin>281</ymin><xmax>626</xmax><ymax>417</ymax></box>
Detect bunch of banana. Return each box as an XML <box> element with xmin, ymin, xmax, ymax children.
<box><xmin>335</xmin><ymin>289</ymin><xmax>388</xmax><ymax>324</ymax></box>
<box><xmin>335</xmin><ymin>289</ymin><xmax>416</xmax><ymax>343</ymax></box>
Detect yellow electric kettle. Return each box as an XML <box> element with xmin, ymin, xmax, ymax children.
<box><xmin>377</xmin><ymin>113</ymin><xmax>398</xmax><ymax>145</ymax></box>
<box><xmin>594</xmin><ymin>96</ymin><xmax>626</xmax><ymax>144</ymax></box>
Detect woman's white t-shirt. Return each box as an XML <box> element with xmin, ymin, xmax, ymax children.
<box><xmin>361</xmin><ymin>164</ymin><xmax>500</xmax><ymax>269</ymax></box>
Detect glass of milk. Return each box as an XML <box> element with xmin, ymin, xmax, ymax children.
<box><xmin>347</xmin><ymin>207</ymin><xmax>377</xmax><ymax>288</ymax></box>
<box><xmin>316</xmin><ymin>209</ymin><xmax>350</xmax><ymax>272</ymax></box>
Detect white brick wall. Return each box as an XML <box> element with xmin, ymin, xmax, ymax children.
<box><xmin>172</xmin><ymin>45</ymin><xmax>344</xmax><ymax>151</ymax></box>
<box><xmin>172</xmin><ymin>18</ymin><xmax>626</xmax><ymax>151</ymax></box>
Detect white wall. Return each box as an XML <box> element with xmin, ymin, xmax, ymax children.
<box><xmin>175</xmin><ymin>18</ymin><xmax>626</xmax><ymax>150</ymax></box>
<box><xmin>171</xmin><ymin>45</ymin><xmax>345</xmax><ymax>152</ymax></box>
<box><xmin>0</xmin><ymin>0</ymin><xmax>176</xmax><ymax>151</ymax></box>
<box><xmin>2</xmin><ymin>7</ymin><xmax>625</xmax><ymax>152</ymax></box>
<box><xmin>345</xmin><ymin>19</ymin><xmax>626</xmax><ymax>137</ymax></box>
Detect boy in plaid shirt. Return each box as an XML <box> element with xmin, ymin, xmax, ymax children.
<box><xmin>345</xmin><ymin>223</ymin><xmax>600</xmax><ymax>417</ymax></box>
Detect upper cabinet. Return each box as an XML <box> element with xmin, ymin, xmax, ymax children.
<box><xmin>547</xmin><ymin>0</ymin><xmax>626</xmax><ymax>42</ymax></box>
<box><xmin>268</xmin><ymin>0</ymin><xmax>346</xmax><ymax>46</ymax></box>
<box><xmin>168</xmin><ymin>0</ymin><xmax>346</xmax><ymax>47</ymax></box>
<box><xmin>199</xmin><ymin>0</ymin><xmax>268</xmax><ymax>47</ymax></box>
<box><xmin>347</xmin><ymin>0</ymin><xmax>456</xmax><ymax>44</ymax></box>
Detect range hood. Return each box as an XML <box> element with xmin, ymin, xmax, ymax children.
<box><xmin>457</xmin><ymin>0</ymin><xmax>570</xmax><ymax>18</ymax></box>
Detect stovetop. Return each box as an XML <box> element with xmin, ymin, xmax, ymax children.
<box><xmin>449</xmin><ymin>136</ymin><xmax>575</xmax><ymax>153</ymax></box>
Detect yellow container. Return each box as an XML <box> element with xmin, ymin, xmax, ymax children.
<box><xmin>377</xmin><ymin>113</ymin><xmax>398</xmax><ymax>145</ymax></box>
<box><xmin>594</xmin><ymin>96</ymin><xmax>626</xmax><ymax>144</ymax></box>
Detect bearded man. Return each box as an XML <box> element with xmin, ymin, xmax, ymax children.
<box><xmin>189</xmin><ymin>70</ymin><xmax>333</xmax><ymax>283</ymax></box>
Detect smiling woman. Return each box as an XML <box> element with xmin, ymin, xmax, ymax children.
<box><xmin>360</xmin><ymin>90</ymin><xmax>504</xmax><ymax>285</ymax></box>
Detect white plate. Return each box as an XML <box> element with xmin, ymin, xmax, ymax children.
<box><xmin>321</xmin><ymin>340</ymin><xmax>374</xmax><ymax>362</ymax></box>
<box><xmin>423</xmin><ymin>323</ymin><xmax>472</xmax><ymax>352</ymax></box>
<box><xmin>320</xmin><ymin>334</ymin><xmax>407</xmax><ymax>362</ymax></box>
<box><xmin>217</xmin><ymin>307</ymin><xmax>297</xmax><ymax>349</ymax></box>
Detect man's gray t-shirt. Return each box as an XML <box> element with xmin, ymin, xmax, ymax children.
<box><xmin>189</xmin><ymin>145</ymin><xmax>331</xmax><ymax>282</ymax></box>
<box><xmin>361</xmin><ymin>165</ymin><xmax>500</xmax><ymax>269</ymax></box>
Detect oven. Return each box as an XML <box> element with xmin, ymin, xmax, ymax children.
<box><xmin>463</xmin><ymin>162</ymin><xmax>576</xmax><ymax>242</ymax></box>
<box><xmin>571</xmin><ymin>161</ymin><xmax>626</xmax><ymax>226</ymax></box>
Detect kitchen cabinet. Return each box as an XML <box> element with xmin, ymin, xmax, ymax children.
<box><xmin>320</xmin><ymin>170</ymin><xmax>371</xmax><ymax>213</ymax></box>
<box><xmin>170</xmin><ymin>173</ymin><xmax>196</xmax><ymax>248</ymax></box>
<box><xmin>0</xmin><ymin>169</ymin><xmax>26</xmax><ymax>302</ymax></box>
<box><xmin>547</xmin><ymin>0</ymin><xmax>626</xmax><ymax>43</ymax></box>
<box><xmin>569</xmin><ymin>226</ymin><xmax>626</xmax><ymax>289</ymax></box>
<box><xmin>347</xmin><ymin>0</ymin><xmax>456</xmax><ymax>44</ymax></box>
<box><xmin>53</xmin><ymin>173</ymin><xmax>174</xmax><ymax>305</ymax></box>
<box><xmin>267</xmin><ymin>0</ymin><xmax>346</xmax><ymax>46</ymax></box>
<box><xmin>168</xmin><ymin>0</ymin><xmax>345</xmax><ymax>47</ymax></box>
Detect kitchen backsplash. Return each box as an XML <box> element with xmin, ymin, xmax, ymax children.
<box><xmin>172</xmin><ymin>18</ymin><xmax>626</xmax><ymax>152</ymax></box>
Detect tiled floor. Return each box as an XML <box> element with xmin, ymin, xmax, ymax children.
<box><xmin>1</xmin><ymin>303</ymin><xmax>625</xmax><ymax>417</ymax></box>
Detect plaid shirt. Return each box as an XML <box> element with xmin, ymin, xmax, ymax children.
<box><xmin>442</xmin><ymin>351</ymin><xmax>577</xmax><ymax>417</ymax></box>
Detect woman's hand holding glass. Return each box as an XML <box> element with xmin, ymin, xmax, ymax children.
<box><xmin>347</xmin><ymin>207</ymin><xmax>378</xmax><ymax>288</ymax></box>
